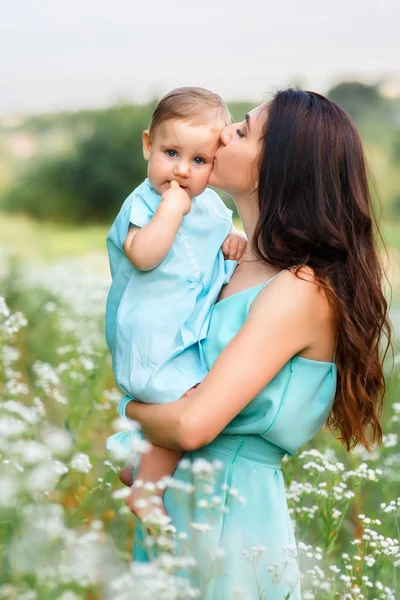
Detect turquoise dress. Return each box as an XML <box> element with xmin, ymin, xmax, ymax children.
<box><xmin>131</xmin><ymin>273</ymin><xmax>337</xmax><ymax>600</ymax></box>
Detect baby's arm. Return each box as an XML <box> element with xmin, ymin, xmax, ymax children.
<box><xmin>124</xmin><ymin>181</ymin><xmax>191</xmax><ymax>271</ymax></box>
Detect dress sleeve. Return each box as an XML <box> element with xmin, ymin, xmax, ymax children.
<box><xmin>129</xmin><ymin>188</ymin><xmax>157</xmax><ymax>228</ymax></box>
<box><xmin>129</xmin><ymin>197</ymin><xmax>154</xmax><ymax>228</ymax></box>
<box><xmin>203</xmin><ymin>188</ymin><xmax>233</xmax><ymax>225</ymax></box>
<box><xmin>106</xmin><ymin>186</ymin><xmax>156</xmax><ymax>274</ymax></box>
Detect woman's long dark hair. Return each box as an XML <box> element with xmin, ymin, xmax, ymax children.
<box><xmin>254</xmin><ymin>88</ymin><xmax>392</xmax><ymax>451</ymax></box>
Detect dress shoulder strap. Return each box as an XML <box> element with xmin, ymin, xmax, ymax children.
<box><xmin>261</xmin><ymin>265</ymin><xmax>302</xmax><ymax>289</ymax></box>
<box><xmin>250</xmin><ymin>269</ymin><xmax>289</xmax><ymax>311</ymax></box>
<box><xmin>260</xmin><ymin>270</ymin><xmax>286</xmax><ymax>289</ymax></box>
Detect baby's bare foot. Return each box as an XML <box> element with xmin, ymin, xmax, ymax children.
<box><xmin>119</xmin><ymin>465</ymin><xmax>134</xmax><ymax>487</ymax></box>
<box><xmin>125</xmin><ymin>484</ymin><xmax>168</xmax><ymax>536</ymax></box>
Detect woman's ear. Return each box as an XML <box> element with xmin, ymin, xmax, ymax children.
<box><xmin>142</xmin><ymin>130</ymin><xmax>151</xmax><ymax>161</ymax></box>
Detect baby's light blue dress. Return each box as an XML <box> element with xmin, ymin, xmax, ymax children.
<box><xmin>105</xmin><ymin>179</ymin><xmax>236</xmax><ymax>452</ymax></box>
<box><xmin>129</xmin><ymin>273</ymin><xmax>338</xmax><ymax>600</ymax></box>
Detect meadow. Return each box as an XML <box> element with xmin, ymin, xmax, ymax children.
<box><xmin>0</xmin><ymin>213</ymin><xmax>399</xmax><ymax>600</ymax></box>
<box><xmin>1</xmin><ymin>81</ymin><xmax>400</xmax><ymax>599</ymax></box>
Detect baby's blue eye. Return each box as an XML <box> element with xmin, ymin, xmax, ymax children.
<box><xmin>193</xmin><ymin>157</ymin><xmax>205</xmax><ymax>164</ymax></box>
<box><xmin>167</xmin><ymin>149</ymin><xmax>177</xmax><ymax>157</ymax></box>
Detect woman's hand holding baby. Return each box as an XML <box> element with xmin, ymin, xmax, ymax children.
<box><xmin>161</xmin><ymin>180</ymin><xmax>191</xmax><ymax>216</ymax></box>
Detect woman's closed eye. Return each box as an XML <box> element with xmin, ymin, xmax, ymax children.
<box><xmin>236</xmin><ymin>128</ymin><xmax>245</xmax><ymax>138</ymax></box>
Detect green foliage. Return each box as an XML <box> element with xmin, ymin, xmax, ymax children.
<box><xmin>1</xmin><ymin>261</ymin><xmax>399</xmax><ymax>599</ymax></box>
<box><xmin>327</xmin><ymin>82</ymin><xmax>400</xmax><ymax>217</ymax></box>
<box><xmin>1</xmin><ymin>85</ymin><xmax>400</xmax><ymax>224</ymax></box>
<box><xmin>4</xmin><ymin>105</ymin><xmax>153</xmax><ymax>223</ymax></box>
<box><xmin>66</xmin><ymin>107</ymin><xmax>151</xmax><ymax>221</ymax></box>
<box><xmin>327</xmin><ymin>82</ymin><xmax>391</xmax><ymax>127</ymax></box>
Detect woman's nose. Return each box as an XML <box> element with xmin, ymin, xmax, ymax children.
<box><xmin>219</xmin><ymin>123</ymin><xmax>234</xmax><ymax>146</ymax></box>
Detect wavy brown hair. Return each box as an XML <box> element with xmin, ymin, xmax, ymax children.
<box><xmin>253</xmin><ymin>88</ymin><xmax>392</xmax><ymax>451</ymax></box>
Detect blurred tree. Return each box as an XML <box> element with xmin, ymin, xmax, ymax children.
<box><xmin>326</xmin><ymin>82</ymin><xmax>395</xmax><ymax>146</ymax></box>
<box><xmin>64</xmin><ymin>107</ymin><xmax>149</xmax><ymax>221</ymax></box>
<box><xmin>327</xmin><ymin>82</ymin><xmax>384</xmax><ymax>120</ymax></box>
<box><xmin>5</xmin><ymin>105</ymin><xmax>152</xmax><ymax>222</ymax></box>
<box><xmin>3</xmin><ymin>92</ymin><xmax>399</xmax><ymax>223</ymax></box>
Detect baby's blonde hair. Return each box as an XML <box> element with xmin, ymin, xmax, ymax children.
<box><xmin>148</xmin><ymin>87</ymin><xmax>231</xmax><ymax>138</ymax></box>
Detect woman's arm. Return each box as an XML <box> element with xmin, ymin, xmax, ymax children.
<box><xmin>126</xmin><ymin>269</ymin><xmax>329</xmax><ymax>450</ymax></box>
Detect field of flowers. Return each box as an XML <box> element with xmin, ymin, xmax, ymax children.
<box><xmin>1</xmin><ymin>242</ymin><xmax>400</xmax><ymax>600</ymax></box>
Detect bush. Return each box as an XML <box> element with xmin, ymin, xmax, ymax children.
<box><xmin>4</xmin><ymin>106</ymin><xmax>152</xmax><ymax>223</ymax></box>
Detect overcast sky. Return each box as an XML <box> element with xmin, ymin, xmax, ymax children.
<box><xmin>1</xmin><ymin>0</ymin><xmax>399</xmax><ymax>115</ymax></box>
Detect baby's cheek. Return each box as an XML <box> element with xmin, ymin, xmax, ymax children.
<box><xmin>193</xmin><ymin>169</ymin><xmax>213</xmax><ymax>195</ymax></box>
<box><xmin>202</xmin><ymin>164</ymin><xmax>214</xmax><ymax>184</ymax></box>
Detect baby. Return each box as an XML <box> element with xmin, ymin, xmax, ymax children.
<box><xmin>105</xmin><ymin>87</ymin><xmax>246</xmax><ymax>524</ymax></box>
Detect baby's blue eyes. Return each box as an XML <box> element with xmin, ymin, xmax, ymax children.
<box><xmin>165</xmin><ymin>150</ymin><xmax>205</xmax><ymax>164</ymax></box>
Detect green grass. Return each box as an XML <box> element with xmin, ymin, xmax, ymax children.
<box><xmin>1</xmin><ymin>255</ymin><xmax>399</xmax><ymax>598</ymax></box>
<box><xmin>1</xmin><ymin>210</ymin><xmax>399</xmax><ymax>306</ymax></box>
<box><xmin>1</xmin><ymin>212</ymin><xmax>399</xmax><ymax>302</ymax></box>
<box><xmin>381</xmin><ymin>220</ymin><xmax>400</xmax><ymax>252</ymax></box>
<box><xmin>1</xmin><ymin>211</ymin><xmax>400</xmax><ymax>598</ymax></box>
<box><xmin>1</xmin><ymin>211</ymin><xmax>399</xmax><ymax>257</ymax></box>
<box><xmin>0</xmin><ymin>213</ymin><xmax>109</xmax><ymax>262</ymax></box>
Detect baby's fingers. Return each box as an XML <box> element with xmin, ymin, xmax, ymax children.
<box><xmin>227</xmin><ymin>237</ymin><xmax>240</xmax><ymax>260</ymax></box>
<box><xmin>221</xmin><ymin>238</ymin><xmax>231</xmax><ymax>258</ymax></box>
<box><xmin>235</xmin><ymin>237</ymin><xmax>248</xmax><ymax>262</ymax></box>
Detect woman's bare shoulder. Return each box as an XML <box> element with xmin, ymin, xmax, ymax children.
<box><xmin>253</xmin><ymin>265</ymin><xmax>334</xmax><ymax>325</ymax></box>
<box><xmin>293</xmin><ymin>265</ymin><xmax>335</xmax><ymax>320</ymax></box>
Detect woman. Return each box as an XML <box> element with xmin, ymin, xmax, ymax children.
<box><xmin>120</xmin><ymin>89</ymin><xmax>391</xmax><ymax>599</ymax></box>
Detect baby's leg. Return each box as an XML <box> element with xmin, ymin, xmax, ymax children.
<box><xmin>125</xmin><ymin>384</ymin><xmax>199</xmax><ymax>526</ymax></box>
<box><xmin>119</xmin><ymin>465</ymin><xmax>134</xmax><ymax>487</ymax></box>
<box><xmin>126</xmin><ymin>445</ymin><xmax>183</xmax><ymax>523</ymax></box>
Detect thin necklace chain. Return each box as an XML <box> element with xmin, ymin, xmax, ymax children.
<box><xmin>241</xmin><ymin>254</ymin><xmax>259</xmax><ymax>263</ymax></box>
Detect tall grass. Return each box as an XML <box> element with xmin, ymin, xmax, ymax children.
<box><xmin>0</xmin><ymin>250</ymin><xmax>399</xmax><ymax>599</ymax></box>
